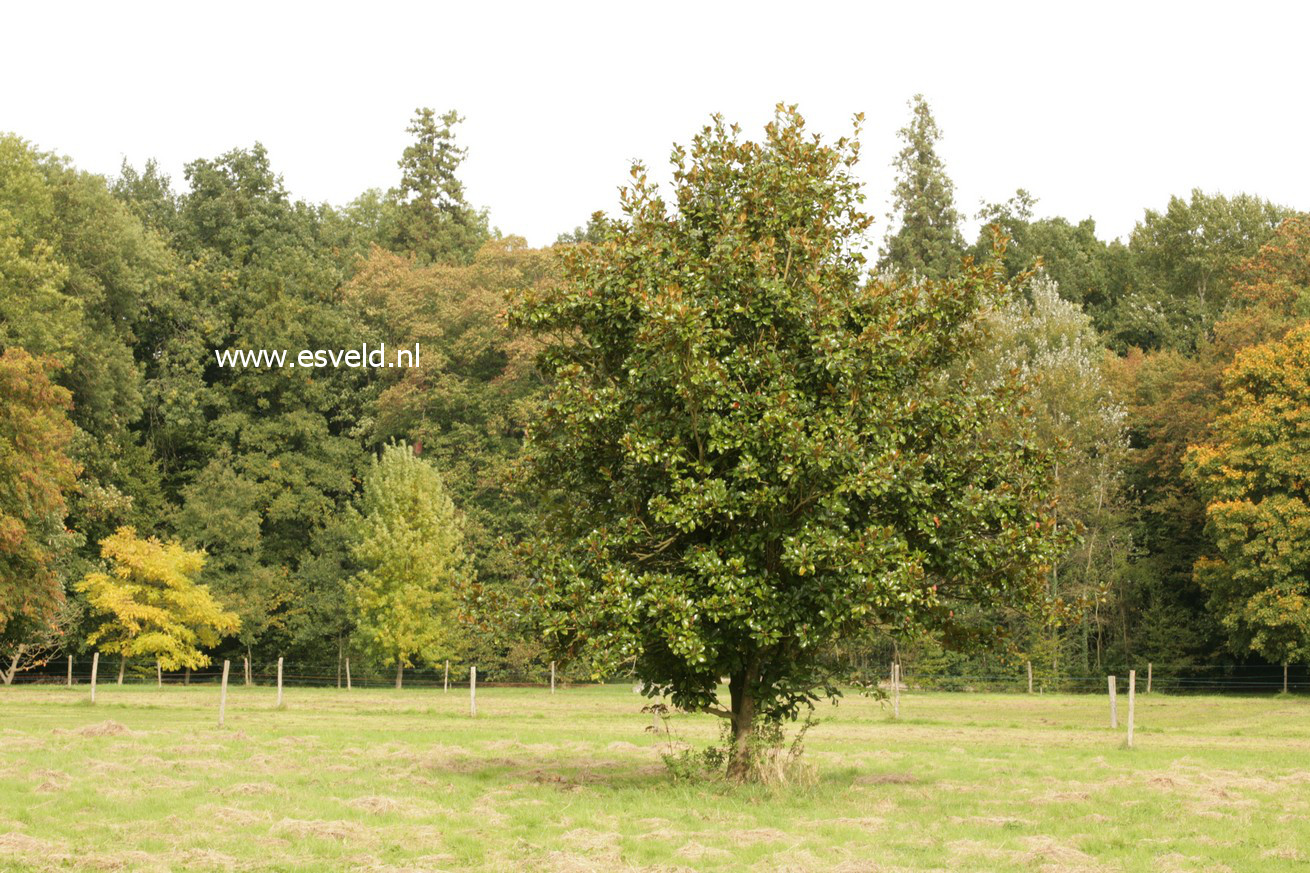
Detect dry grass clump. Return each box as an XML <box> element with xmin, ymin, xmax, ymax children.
<box><xmin>52</xmin><ymin>720</ymin><xmax>140</xmax><ymax>737</ymax></box>
<box><xmin>747</xmin><ymin>744</ymin><xmax>819</xmax><ymax>789</ymax></box>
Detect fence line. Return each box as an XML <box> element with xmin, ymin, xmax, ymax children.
<box><xmin>7</xmin><ymin>661</ymin><xmax>1310</xmax><ymax>694</ymax></box>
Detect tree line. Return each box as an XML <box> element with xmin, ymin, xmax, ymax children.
<box><xmin>2</xmin><ymin>97</ymin><xmax>1308</xmax><ymax>697</ymax></box>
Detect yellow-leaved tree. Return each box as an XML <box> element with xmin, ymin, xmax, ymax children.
<box><xmin>1187</xmin><ymin>323</ymin><xmax>1310</xmax><ymax>669</ymax></box>
<box><xmin>78</xmin><ymin>527</ymin><xmax>240</xmax><ymax>678</ymax></box>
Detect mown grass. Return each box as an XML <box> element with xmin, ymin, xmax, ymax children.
<box><xmin>2</xmin><ymin>682</ymin><xmax>1308</xmax><ymax>871</ymax></box>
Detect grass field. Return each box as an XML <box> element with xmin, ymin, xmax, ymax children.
<box><xmin>2</xmin><ymin>682</ymin><xmax>1308</xmax><ymax>871</ymax></box>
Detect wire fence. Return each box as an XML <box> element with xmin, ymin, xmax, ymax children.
<box><xmin>5</xmin><ymin>656</ymin><xmax>1308</xmax><ymax>695</ymax></box>
<box><xmin>4</xmin><ymin>659</ymin><xmax>552</xmax><ymax>690</ymax></box>
<box><xmin>896</xmin><ymin>672</ymin><xmax>1307</xmax><ymax>694</ymax></box>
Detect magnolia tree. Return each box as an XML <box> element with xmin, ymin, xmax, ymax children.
<box><xmin>510</xmin><ymin>106</ymin><xmax>1061</xmax><ymax>780</ymax></box>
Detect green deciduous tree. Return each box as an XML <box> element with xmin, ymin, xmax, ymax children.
<box><xmin>0</xmin><ymin>137</ymin><xmax>78</xmax><ymax>363</ymax></box>
<box><xmin>0</xmin><ymin>349</ymin><xmax>79</xmax><ymax>639</ymax></box>
<box><xmin>973</xmin><ymin>274</ymin><xmax>1132</xmax><ymax>675</ymax></box>
<box><xmin>879</xmin><ymin>95</ymin><xmax>965</xmax><ymax>279</ymax></box>
<box><xmin>1113</xmin><ymin>190</ymin><xmax>1293</xmax><ymax>351</ymax></box>
<box><xmin>1117</xmin><ymin>216</ymin><xmax>1310</xmax><ymax>669</ymax></box>
<box><xmin>349</xmin><ymin>442</ymin><xmax>467</xmax><ymax>688</ymax></box>
<box><xmin>511</xmin><ymin>107</ymin><xmax>1061</xmax><ymax>779</ymax></box>
<box><xmin>77</xmin><ymin>526</ymin><xmax>239</xmax><ymax>670</ymax></box>
<box><xmin>344</xmin><ymin>238</ymin><xmax>551</xmax><ymax>670</ymax></box>
<box><xmin>972</xmin><ymin>191</ymin><xmax>1135</xmax><ymax>336</ymax></box>
<box><xmin>2</xmin><ymin>135</ymin><xmax>174</xmax><ymax>560</ymax></box>
<box><xmin>140</xmin><ymin>143</ymin><xmax>373</xmax><ymax>657</ymax></box>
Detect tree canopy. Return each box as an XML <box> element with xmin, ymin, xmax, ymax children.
<box><xmin>1188</xmin><ymin>323</ymin><xmax>1310</xmax><ymax>665</ymax></box>
<box><xmin>349</xmin><ymin>442</ymin><xmax>468</xmax><ymax>687</ymax></box>
<box><xmin>389</xmin><ymin>108</ymin><xmax>489</xmax><ymax>264</ymax></box>
<box><xmin>0</xmin><ymin>348</ymin><xmax>78</xmax><ymax>639</ymax></box>
<box><xmin>2</xmin><ymin>97</ymin><xmax>1308</xmax><ymax>700</ymax></box>
<box><xmin>77</xmin><ymin>527</ymin><xmax>239</xmax><ymax>670</ymax></box>
<box><xmin>511</xmin><ymin>106</ymin><xmax>1061</xmax><ymax>777</ymax></box>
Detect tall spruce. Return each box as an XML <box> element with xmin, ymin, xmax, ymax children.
<box><xmin>879</xmin><ymin>95</ymin><xmax>965</xmax><ymax>279</ymax></box>
<box><xmin>390</xmin><ymin>108</ymin><xmax>489</xmax><ymax>264</ymax></box>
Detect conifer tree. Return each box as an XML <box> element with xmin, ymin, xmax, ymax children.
<box><xmin>879</xmin><ymin>95</ymin><xmax>965</xmax><ymax>279</ymax></box>
<box><xmin>390</xmin><ymin>108</ymin><xmax>489</xmax><ymax>264</ymax></box>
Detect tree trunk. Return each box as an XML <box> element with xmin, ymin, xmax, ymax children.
<box><xmin>118</xmin><ymin>655</ymin><xmax>126</xmax><ymax>685</ymax></box>
<box><xmin>2</xmin><ymin>645</ymin><xmax>23</xmax><ymax>685</ymax></box>
<box><xmin>184</xmin><ymin>666</ymin><xmax>190</xmax><ymax>686</ymax></box>
<box><xmin>396</xmin><ymin>661</ymin><xmax>403</xmax><ymax>690</ymax></box>
<box><xmin>725</xmin><ymin>661</ymin><xmax>759</xmax><ymax>781</ymax></box>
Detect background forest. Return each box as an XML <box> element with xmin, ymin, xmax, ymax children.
<box><xmin>3</xmin><ymin>98</ymin><xmax>1309</xmax><ymax>687</ymax></box>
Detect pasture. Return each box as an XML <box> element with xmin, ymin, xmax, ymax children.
<box><xmin>1</xmin><ymin>683</ymin><xmax>1308</xmax><ymax>871</ymax></box>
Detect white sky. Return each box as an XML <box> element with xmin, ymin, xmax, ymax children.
<box><xmin>4</xmin><ymin>1</ymin><xmax>1307</xmax><ymax>248</ymax></box>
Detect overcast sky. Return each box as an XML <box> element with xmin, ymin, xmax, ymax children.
<box><xmin>4</xmin><ymin>1</ymin><xmax>1307</xmax><ymax>248</ymax></box>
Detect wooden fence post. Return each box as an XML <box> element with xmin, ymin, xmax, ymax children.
<box><xmin>219</xmin><ymin>660</ymin><xmax>230</xmax><ymax>727</ymax></box>
<box><xmin>444</xmin><ymin>659</ymin><xmax>449</xmax><ymax>693</ymax></box>
<box><xmin>90</xmin><ymin>652</ymin><xmax>99</xmax><ymax>704</ymax></box>
<box><xmin>1108</xmin><ymin>675</ymin><xmax>1118</xmax><ymax>729</ymax></box>
<box><xmin>276</xmin><ymin>656</ymin><xmax>284</xmax><ymax>708</ymax></box>
<box><xmin>1147</xmin><ymin>662</ymin><xmax>1152</xmax><ymax>694</ymax></box>
<box><xmin>470</xmin><ymin>666</ymin><xmax>477</xmax><ymax>717</ymax></box>
<box><xmin>1127</xmin><ymin>669</ymin><xmax>1136</xmax><ymax>748</ymax></box>
<box><xmin>1027</xmin><ymin>661</ymin><xmax>1033</xmax><ymax>694</ymax></box>
<box><xmin>157</xmin><ymin>661</ymin><xmax>162</xmax><ymax>688</ymax></box>
<box><xmin>1284</xmin><ymin>663</ymin><xmax>1289</xmax><ymax>694</ymax></box>
<box><xmin>345</xmin><ymin>657</ymin><xmax>352</xmax><ymax>690</ymax></box>
<box><xmin>551</xmin><ymin>661</ymin><xmax>556</xmax><ymax>695</ymax></box>
<box><xmin>67</xmin><ymin>655</ymin><xmax>72</xmax><ymax>688</ymax></box>
<box><xmin>892</xmin><ymin>662</ymin><xmax>900</xmax><ymax>719</ymax></box>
